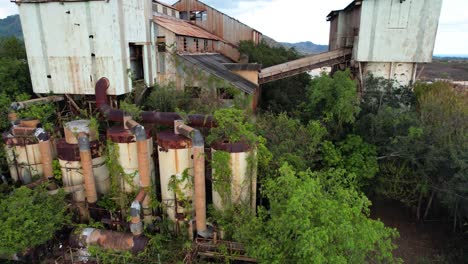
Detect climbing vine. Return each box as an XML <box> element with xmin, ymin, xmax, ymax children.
<box><xmin>211</xmin><ymin>150</ymin><xmax>232</xmax><ymax>208</ymax></box>
<box><xmin>98</xmin><ymin>140</ymin><xmax>137</xmax><ymax>214</ymax></box>
<box><xmin>168</xmin><ymin>168</ymin><xmax>194</xmax><ymax>214</ymax></box>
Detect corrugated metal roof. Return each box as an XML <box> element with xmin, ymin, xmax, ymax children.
<box><xmin>154</xmin><ymin>16</ymin><xmax>223</xmax><ymax>41</ymax></box>
<box><xmin>179</xmin><ymin>54</ymin><xmax>257</xmax><ymax>94</ymax></box>
<box><xmin>326</xmin><ymin>0</ymin><xmax>362</xmax><ymax>21</ymax></box>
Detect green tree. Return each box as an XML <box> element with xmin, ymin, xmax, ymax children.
<box><xmin>255</xmin><ymin>112</ymin><xmax>326</xmax><ymax>172</ymax></box>
<box><xmin>237</xmin><ymin>164</ymin><xmax>400</xmax><ymax>264</ymax></box>
<box><xmin>239</xmin><ymin>40</ymin><xmax>311</xmax><ymax>115</ymax></box>
<box><xmin>307</xmin><ymin>70</ymin><xmax>360</xmax><ymax>138</ymax></box>
<box><xmin>0</xmin><ymin>186</ymin><xmax>69</xmax><ymax>256</ymax></box>
<box><xmin>321</xmin><ymin>134</ymin><xmax>379</xmax><ymax>187</ymax></box>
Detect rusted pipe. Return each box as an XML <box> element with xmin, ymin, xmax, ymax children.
<box><xmin>9</xmin><ymin>96</ymin><xmax>64</xmax><ymax>111</ymax></box>
<box><xmin>174</xmin><ymin>120</ymin><xmax>210</xmax><ymax>238</ymax></box>
<box><xmin>35</xmin><ymin>128</ymin><xmax>54</xmax><ymax>180</ymax></box>
<box><xmin>130</xmin><ymin>189</ymin><xmax>146</xmax><ymax>236</ymax></box>
<box><xmin>95</xmin><ymin>77</ymin><xmax>216</xmax><ymax>127</ymax></box>
<box><xmin>77</xmin><ymin>132</ymin><xmax>98</xmax><ymax>204</ymax></box>
<box><xmin>76</xmin><ymin>228</ymin><xmax>149</xmax><ymax>254</ymax></box>
<box><xmin>125</xmin><ymin>119</ymin><xmax>153</xmax><ymax>224</ymax></box>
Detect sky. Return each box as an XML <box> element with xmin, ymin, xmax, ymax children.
<box><xmin>1</xmin><ymin>0</ymin><xmax>467</xmax><ymax>56</ymax></box>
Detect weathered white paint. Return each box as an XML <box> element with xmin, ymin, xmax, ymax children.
<box><xmin>363</xmin><ymin>62</ymin><xmax>417</xmax><ymax>86</ymax></box>
<box><xmin>356</xmin><ymin>0</ymin><xmax>443</xmax><ymax>63</ymax></box>
<box><xmin>5</xmin><ymin>143</ymin><xmax>42</xmax><ymax>184</ymax></box>
<box><xmin>212</xmin><ymin>149</ymin><xmax>256</xmax><ymax>212</ymax></box>
<box><xmin>16</xmin><ymin>0</ymin><xmax>155</xmax><ymax>95</ymax></box>
<box><xmin>59</xmin><ymin>156</ymin><xmax>110</xmax><ymax>202</ymax></box>
<box><xmin>157</xmin><ymin>146</ymin><xmax>193</xmax><ymax>222</ymax></box>
<box><xmin>115</xmin><ymin>139</ymin><xmax>155</xmax><ymax>193</ymax></box>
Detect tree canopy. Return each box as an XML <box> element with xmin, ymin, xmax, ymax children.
<box><xmin>237</xmin><ymin>164</ymin><xmax>400</xmax><ymax>264</ymax></box>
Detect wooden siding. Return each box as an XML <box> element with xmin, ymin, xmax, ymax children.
<box><xmin>173</xmin><ymin>0</ymin><xmax>262</xmax><ymax>46</ymax></box>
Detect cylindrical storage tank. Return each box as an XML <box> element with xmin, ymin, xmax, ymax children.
<box><xmin>2</xmin><ymin>131</ymin><xmax>55</xmax><ymax>184</ymax></box>
<box><xmin>56</xmin><ymin>141</ymin><xmax>110</xmax><ymax>202</ymax></box>
<box><xmin>56</xmin><ymin>120</ymin><xmax>110</xmax><ymax>202</ymax></box>
<box><xmin>157</xmin><ymin>130</ymin><xmax>193</xmax><ymax>222</ymax></box>
<box><xmin>211</xmin><ymin>142</ymin><xmax>257</xmax><ymax>212</ymax></box>
<box><xmin>106</xmin><ymin>126</ymin><xmax>155</xmax><ymax>193</ymax></box>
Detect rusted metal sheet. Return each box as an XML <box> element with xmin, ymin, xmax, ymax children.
<box><xmin>211</xmin><ymin>141</ymin><xmax>250</xmax><ymax>153</ymax></box>
<box><xmin>106</xmin><ymin>125</ymin><xmax>151</xmax><ymax>143</ymax></box>
<box><xmin>14</xmin><ymin>0</ymin><xmax>154</xmax><ymax>95</ymax></box>
<box><xmin>56</xmin><ymin>138</ymin><xmax>101</xmax><ymax>161</ymax></box>
<box><xmin>259</xmin><ymin>48</ymin><xmax>352</xmax><ymax>84</ymax></box>
<box><xmin>173</xmin><ymin>0</ymin><xmax>262</xmax><ymax>45</ymax></box>
<box><xmin>154</xmin><ymin>16</ymin><xmax>222</xmax><ymax>41</ymax></box>
<box><xmin>157</xmin><ymin>130</ymin><xmax>192</xmax><ymax>150</ymax></box>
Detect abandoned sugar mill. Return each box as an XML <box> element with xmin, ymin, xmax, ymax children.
<box><xmin>3</xmin><ymin>0</ymin><xmax>444</xmax><ymax>262</ymax></box>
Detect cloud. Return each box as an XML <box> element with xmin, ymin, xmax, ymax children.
<box><xmin>0</xmin><ymin>2</ymin><xmax>18</xmax><ymax>19</ymax></box>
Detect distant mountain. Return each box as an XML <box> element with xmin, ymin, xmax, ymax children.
<box><xmin>280</xmin><ymin>41</ymin><xmax>328</xmax><ymax>55</ymax></box>
<box><xmin>0</xmin><ymin>15</ymin><xmax>22</xmax><ymax>39</ymax></box>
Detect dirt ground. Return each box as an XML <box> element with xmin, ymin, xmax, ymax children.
<box><xmin>370</xmin><ymin>199</ymin><xmax>466</xmax><ymax>264</ymax></box>
<box><xmin>420</xmin><ymin>60</ymin><xmax>468</xmax><ymax>81</ymax></box>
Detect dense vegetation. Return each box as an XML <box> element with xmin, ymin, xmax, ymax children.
<box><xmin>0</xmin><ymin>186</ymin><xmax>69</xmax><ymax>257</ymax></box>
<box><xmin>239</xmin><ymin>40</ymin><xmax>312</xmax><ymax>115</ymax></box>
<box><xmin>0</xmin><ymin>36</ymin><xmax>466</xmax><ymax>263</ymax></box>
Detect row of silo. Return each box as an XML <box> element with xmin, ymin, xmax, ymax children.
<box><xmin>3</xmin><ymin>118</ymin><xmax>256</xmax><ymax>231</ymax></box>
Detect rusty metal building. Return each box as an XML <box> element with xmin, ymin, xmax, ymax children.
<box><xmin>13</xmin><ymin>0</ymin><xmax>262</xmax><ymax>99</ymax></box>
<box><xmin>327</xmin><ymin>0</ymin><xmax>443</xmax><ymax>86</ymax></box>
<box><xmin>172</xmin><ymin>0</ymin><xmax>262</xmax><ymax>46</ymax></box>
<box><xmin>12</xmin><ymin>0</ymin><xmax>156</xmax><ymax>95</ymax></box>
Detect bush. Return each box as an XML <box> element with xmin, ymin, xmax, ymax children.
<box><xmin>0</xmin><ymin>186</ymin><xmax>69</xmax><ymax>256</ymax></box>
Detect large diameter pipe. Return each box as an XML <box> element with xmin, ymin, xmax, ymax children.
<box><xmin>77</xmin><ymin>228</ymin><xmax>149</xmax><ymax>254</ymax></box>
<box><xmin>35</xmin><ymin>128</ymin><xmax>54</xmax><ymax>180</ymax></box>
<box><xmin>95</xmin><ymin>77</ymin><xmax>216</xmax><ymax>127</ymax></box>
<box><xmin>174</xmin><ymin>121</ymin><xmax>209</xmax><ymax>238</ymax></box>
<box><xmin>78</xmin><ymin>133</ymin><xmax>98</xmax><ymax>204</ymax></box>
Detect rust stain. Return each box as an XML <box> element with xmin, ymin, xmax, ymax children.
<box><xmin>174</xmin><ymin>149</ymin><xmax>179</xmax><ymax>173</ymax></box>
<box><xmin>157</xmin><ymin>130</ymin><xmax>192</xmax><ymax>150</ymax></box>
<box><xmin>154</xmin><ymin>16</ymin><xmax>222</xmax><ymax>41</ymax></box>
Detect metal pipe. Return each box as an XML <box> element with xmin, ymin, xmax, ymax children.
<box><xmin>95</xmin><ymin>77</ymin><xmax>216</xmax><ymax>127</ymax></box>
<box><xmin>77</xmin><ymin>132</ymin><xmax>98</xmax><ymax>204</ymax></box>
<box><xmin>126</xmin><ymin>119</ymin><xmax>153</xmax><ymax>225</ymax></box>
<box><xmin>130</xmin><ymin>189</ymin><xmax>146</xmax><ymax>236</ymax></box>
<box><xmin>76</xmin><ymin>228</ymin><xmax>149</xmax><ymax>254</ymax></box>
<box><xmin>174</xmin><ymin>120</ymin><xmax>210</xmax><ymax>238</ymax></box>
<box><xmin>34</xmin><ymin>128</ymin><xmax>54</xmax><ymax>180</ymax></box>
<box><xmin>9</xmin><ymin>96</ymin><xmax>64</xmax><ymax>111</ymax></box>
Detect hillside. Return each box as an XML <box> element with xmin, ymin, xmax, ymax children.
<box><xmin>280</xmin><ymin>41</ymin><xmax>328</xmax><ymax>54</ymax></box>
<box><xmin>0</xmin><ymin>15</ymin><xmax>22</xmax><ymax>39</ymax></box>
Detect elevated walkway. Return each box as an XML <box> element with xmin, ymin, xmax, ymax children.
<box><xmin>259</xmin><ymin>48</ymin><xmax>352</xmax><ymax>84</ymax></box>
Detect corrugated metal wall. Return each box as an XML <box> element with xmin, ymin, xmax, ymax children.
<box><xmin>173</xmin><ymin>0</ymin><xmax>262</xmax><ymax>46</ymax></box>
<box><xmin>17</xmin><ymin>0</ymin><xmax>155</xmax><ymax>95</ymax></box>
<box><xmin>356</xmin><ymin>0</ymin><xmax>442</xmax><ymax>63</ymax></box>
